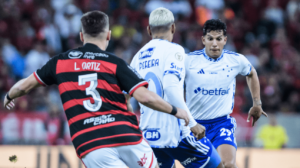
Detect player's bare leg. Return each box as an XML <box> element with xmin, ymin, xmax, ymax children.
<box><xmin>217</xmin><ymin>144</ymin><xmax>237</xmax><ymax>168</ymax></box>
<box><xmin>217</xmin><ymin>162</ymin><xmax>225</xmax><ymax>168</ymax></box>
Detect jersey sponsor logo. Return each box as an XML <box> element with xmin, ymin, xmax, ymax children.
<box><xmin>197</xmin><ymin>69</ymin><xmax>205</xmax><ymax>74</ymax></box>
<box><xmin>137</xmin><ymin>153</ymin><xmax>147</xmax><ymax>167</ymax></box>
<box><xmin>83</xmin><ymin>114</ymin><xmax>115</xmax><ymax>126</ymax></box>
<box><xmin>139</xmin><ymin>59</ymin><xmax>159</xmax><ymax>70</ymax></box>
<box><xmin>139</xmin><ymin>47</ymin><xmax>155</xmax><ymax>60</ymax></box>
<box><xmin>175</xmin><ymin>52</ymin><xmax>183</xmax><ymax>61</ymax></box>
<box><xmin>194</xmin><ymin>87</ymin><xmax>230</xmax><ymax>95</ymax></box>
<box><xmin>83</xmin><ymin>52</ymin><xmax>109</xmax><ymax>59</ymax></box>
<box><xmin>144</xmin><ymin>128</ymin><xmax>161</xmax><ymax>141</ymax></box>
<box><xmin>68</xmin><ymin>51</ymin><xmax>83</xmax><ymax>59</ymax></box>
<box><xmin>170</xmin><ymin>62</ymin><xmax>183</xmax><ymax>72</ymax></box>
<box><xmin>181</xmin><ymin>157</ymin><xmax>197</xmax><ymax>166</ymax></box>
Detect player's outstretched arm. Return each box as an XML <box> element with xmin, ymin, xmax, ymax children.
<box><xmin>132</xmin><ymin>86</ymin><xmax>190</xmax><ymax>126</ymax></box>
<box><xmin>246</xmin><ymin>67</ymin><xmax>268</xmax><ymax>126</ymax></box>
<box><xmin>3</xmin><ymin>74</ymin><xmax>42</xmax><ymax>110</ymax></box>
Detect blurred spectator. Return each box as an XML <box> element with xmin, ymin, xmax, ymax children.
<box><xmin>47</xmin><ymin>105</ymin><xmax>65</xmax><ymax>145</ymax></box>
<box><xmin>256</xmin><ymin>115</ymin><xmax>288</xmax><ymax>149</ymax></box>
<box><xmin>242</xmin><ymin>47</ymin><xmax>260</xmax><ymax>69</ymax></box>
<box><xmin>145</xmin><ymin>0</ymin><xmax>192</xmax><ymax>18</ymax></box>
<box><xmin>23</xmin><ymin>41</ymin><xmax>50</xmax><ymax>77</ymax></box>
<box><xmin>286</xmin><ymin>0</ymin><xmax>300</xmax><ymax>22</ymax></box>
<box><xmin>39</xmin><ymin>8</ymin><xmax>62</xmax><ymax>54</ymax></box>
<box><xmin>195</xmin><ymin>0</ymin><xmax>224</xmax><ymax>20</ymax></box>
<box><xmin>264</xmin><ymin>0</ymin><xmax>285</xmax><ymax>26</ymax></box>
<box><xmin>54</xmin><ymin>3</ymin><xmax>82</xmax><ymax>51</ymax></box>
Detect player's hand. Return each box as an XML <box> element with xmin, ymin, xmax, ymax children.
<box><xmin>175</xmin><ymin>108</ymin><xmax>189</xmax><ymax>126</ymax></box>
<box><xmin>247</xmin><ymin>105</ymin><xmax>268</xmax><ymax>126</ymax></box>
<box><xmin>190</xmin><ymin>123</ymin><xmax>206</xmax><ymax>140</ymax></box>
<box><xmin>3</xmin><ymin>94</ymin><xmax>15</xmax><ymax>110</ymax></box>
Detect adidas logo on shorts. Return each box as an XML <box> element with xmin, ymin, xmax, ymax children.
<box><xmin>225</xmin><ymin>137</ymin><xmax>232</xmax><ymax>141</ymax></box>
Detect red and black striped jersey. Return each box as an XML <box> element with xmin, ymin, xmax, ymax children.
<box><xmin>33</xmin><ymin>43</ymin><xmax>148</xmax><ymax>158</ymax></box>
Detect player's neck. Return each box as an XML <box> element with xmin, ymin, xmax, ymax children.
<box><xmin>152</xmin><ymin>34</ymin><xmax>172</xmax><ymax>42</ymax></box>
<box><xmin>205</xmin><ymin>48</ymin><xmax>222</xmax><ymax>59</ymax></box>
<box><xmin>83</xmin><ymin>40</ymin><xmax>108</xmax><ymax>51</ymax></box>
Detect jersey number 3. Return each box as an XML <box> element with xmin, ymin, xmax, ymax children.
<box><xmin>79</xmin><ymin>73</ymin><xmax>102</xmax><ymax>112</ymax></box>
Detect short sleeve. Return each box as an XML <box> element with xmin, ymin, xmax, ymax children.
<box><xmin>163</xmin><ymin>45</ymin><xmax>186</xmax><ymax>81</ymax></box>
<box><xmin>116</xmin><ymin>59</ymin><xmax>148</xmax><ymax>96</ymax></box>
<box><xmin>239</xmin><ymin>54</ymin><xmax>252</xmax><ymax>76</ymax></box>
<box><xmin>34</xmin><ymin>56</ymin><xmax>58</xmax><ymax>86</ymax></box>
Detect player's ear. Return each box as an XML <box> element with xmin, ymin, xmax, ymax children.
<box><xmin>224</xmin><ymin>35</ymin><xmax>227</xmax><ymax>45</ymax></box>
<box><xmin>147</xmin><ymin>26</ymin><xmax>152</xmax><ymax>36</ymax></box>
<box><xmin>80</xmin><ymin>32</ymin><xmax>84</xmax><ymax>43</ymax></box>
<box><xmin>202</xmin><ymin>36</ymin><xmax>205</xmax><ymax>45</ymax></box>
<box><xmin>171</xmin><ymin>23</ymin><xmax>176</xmax><ymax>34</ymax></box>
<box><xmin>107</xmin><ymin>30</ymin><xmax>111</xmax><ymax>41</ymax></box>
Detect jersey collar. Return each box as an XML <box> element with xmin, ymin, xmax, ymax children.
<box><xmin>84</xmin><ymin>43</ymin><xmax>103</xmax><ymax>51</ymax></box>
<box><xmin>203</xmin><ymin>48</ymin><xmax>224</xmax><ymax>62</ymax></box>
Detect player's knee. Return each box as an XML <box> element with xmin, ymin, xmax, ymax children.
<box><xmin>222</xmin><ymin>161</ymin><xmax>237</xmax><ymax>168</ymax></box>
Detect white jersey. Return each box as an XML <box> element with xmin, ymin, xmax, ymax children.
<box><xmin>131</xmin><ymin>39</ymin><xmax>190</xmax><ymax>148</ymax></box>
<box><xmin>185</xmin><ymin>48</ymin><xmax>252</xmax><ymax>120</ymax></box>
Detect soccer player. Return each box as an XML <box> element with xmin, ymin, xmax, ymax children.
<box><xmin>3</xmin><ymin>11</ymin><xmax>192</xmax><ymax>168</ymax></box>
<box><xmin>185</xmin><ymin>19</ymin><xmax>268</xmax><ymax>168</ymax></box>
<box><xmin>130</xmin><ymin>8</ymin><xmax>223</xmax><ymax>168</ymax></box>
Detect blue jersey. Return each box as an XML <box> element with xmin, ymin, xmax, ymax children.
<box><xmin>131</xmin><ymin>39</ymin><xmax>192</xmax><ymax>148</ymax></box>
<box><xmin>185</xmin><ymin>48</ymin><xmax>252</xmax><ymax>120</ymax></box>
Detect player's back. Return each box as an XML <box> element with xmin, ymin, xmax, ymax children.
<box><xmin>131</xmin><ymin>39</ymin><xmax>186</xmax><ymax>148</ymax></box>
<box><xmin>34</xmin><ymin>43</ymin><xmax>146</xmax><ymax>158</ymax></box>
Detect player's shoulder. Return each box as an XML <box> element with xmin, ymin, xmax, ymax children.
<box><xmin>223</xmin><ymin>49</ymin><xmax>246</xmax><ymax>62</ymax></box>
<box><xmin>223</xmin><ymin>49</ymin><xmax>241</xmax><ymax>57</ymax></box>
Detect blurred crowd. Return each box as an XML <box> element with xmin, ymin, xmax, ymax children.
<box><xmin>0</xmin><ymin>0</ymin><xmax>300</xmax><ymax>144</ymax></box>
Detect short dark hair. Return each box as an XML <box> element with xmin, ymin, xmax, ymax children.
<box><xmin>203</xmin><ymin>19</ymin><xmax>227</xmax><ymax>36</ymax></box>
<box><xmin>81</xmin><ymin>11</ymin><xmax>109</xmax><ymax>37</ymax></box>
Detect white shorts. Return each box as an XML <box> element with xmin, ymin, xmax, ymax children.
<box><xmin>81</xmin><ymin>139</ymin><xmax>157</xmax><ymax>168</ymax></box>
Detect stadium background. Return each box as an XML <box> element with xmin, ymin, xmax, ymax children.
<box><xmin>0</xmin><ymin>0</ymin><xmax>299</xmax><ymax>167</ymax></box>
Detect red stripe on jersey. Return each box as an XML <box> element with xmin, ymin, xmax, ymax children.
<box><xmin>129</xmin><ymin>81</ymin><xmax>149</xmax><ymax>96</ymax></box>
<box><xmin>76</xmin><ymin>133</ymin><xmax>142</xmax><ymax>151</ymax></box>
<box><xmin>68</xmin><ymin>110</ymin><xmax>136</xmax><ymax>126</ymax></box>
<box><xmin>101</xmin><ymin>97</ymin><xmax>127</xmax><ymax>110</ymax></box>
<box><xmin>149</xmin><ymin>152</ymin><xmax>154</xmax><ymax>168</ymax></box>
<box><xmin>56</xmin><ymin>59</ymin><xmax>117</xmax><ymax>75</ymax></box>
<box><xmin>63</xmin><ymin>97</ymin><xmax>127</xmax><ymax>111</ymax></box>
<box><xmin>58</xmin><ymin>79</ymin><xmax>122</xmax><ymax>95</ymax></box>
<box><xmin>33</xmin><ymin>72</ymin><xmax>46</xmax><ymax>86</ymax></box>
<box><xmin>71</xmin><ymin>121</ymin><xmax>140</xmax><ymax>141</ymax></box>
<box><xmin>79</xmin><ymin>137</ymin><xmax>143</xmax><ymax>158</ymax></box>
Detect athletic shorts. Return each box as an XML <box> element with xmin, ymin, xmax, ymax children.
<box><xmin>196</xmin><ymin>115</ymin><xmax>237</xmax><ymax>150</ymax></box>
<box><xmin>152</xmin><ymin>136</ymin><xmax>221</xmax><ymax>168</ymax></box>
<box><xmin>81</xmin><ymin>139</ymin><xmax>157</xmax><ymax>168</ymax></box>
